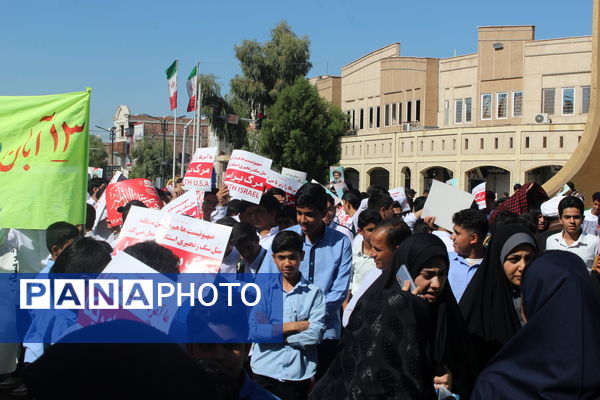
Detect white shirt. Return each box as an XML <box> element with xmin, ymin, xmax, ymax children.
<box><xmin>259</xmin><ymin>226</ymin><xmax>280</xmax><ymax>252</ymax></box>
<box><xmin>0</xmin><ymin>229</ymin><xmax>48</xmax><ymax>273</ymax></box>
<box><xmin>545</xmin><ymin>230</ymin><xmax>599</xmax><ymax>273</ymax></box>
<box><xmin>349</xmin><ymin>244</ymin><xmax>376</xmax><ymax>294</ymax></box>
<box><xmin>342</xmin><ymin>267</ymin><xmax>382</xmax><ymax>327</ymax></box>
<box><xmin>584</xmin><ymin>209</ymin><xmax>599</xmax><ymax>223</ymax></box>
<box><xmin>432</xmin><ymin>230</ymin><xmax>455</xmax><ymax>254</ymax></box>
<box><xmin>403</xmin><ymin>212</ymin><xmax>418</xmax><ymax>232</ymax></box>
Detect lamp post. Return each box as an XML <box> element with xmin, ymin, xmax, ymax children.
<box><xmin>143</xmin><ymin>114</ymin><xmax>186</xmax><ymax>187</ymax></box>
<box><xmin>95</xmin><ymin>125</ymin><xmax>116</xmax><ymax>166</ymax></box>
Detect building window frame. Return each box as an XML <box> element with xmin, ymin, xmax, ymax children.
<box><xmin>454</xmin><ymin>99</ymin><xmax>463</xmax><ymax>124</ymax></box>
<box><xmin>465</xmin><ymin>97</ymin><xmax>472</xmax><ymax>123</ymax></box>
<box><xmin>496</xmin><ymin>92</ymin><xmax>508</xmax><ymax>119</ymax></box>
<box><xmin>582</xmin><ymin>86</ymin><xmax>591</xmax><ymax>114</ymax></box>
<box><xmin>542</xmin><ymin>88</ymin><xmax>556</xmax><ymax>115</ymax></box>
<box><xmin>512</xmin><ymin>91</ymin><xmax>523</xmax><ymax>117</ymax></box>
<box><xmin>384</xmin><ymin>104</ymin><xmax>390</xmax><ymax>126</ymax></box>
<box><xmin>481</xmin><ymin>93</ymin><xmax>492</xmax><ymax>120</ymax></box>
<box><xmin>561</xmin><ymin>87</ymin><xmax>575</xmax><ymax>116</ymax></box>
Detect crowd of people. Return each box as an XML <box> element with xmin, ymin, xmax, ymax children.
<box><xmin>0</xmin><ymin>176</ymin><xmax>599</xmax><ymax>399</ymax></box>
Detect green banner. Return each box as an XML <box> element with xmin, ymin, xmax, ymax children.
<box><xmin>0</xmin><ymin>89</ymin><xmax>91</xmax><ymax>229</ymax></box>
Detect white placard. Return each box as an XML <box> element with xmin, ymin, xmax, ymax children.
<box><xmin>224</xmin><ymin>150</ymin><xmax>272</xmax><ymax>204</ymax></box>
<box><xmin>311</xmin><ymin>179</ymin><xmax>342</xmax><ymax>205</ymax></box>
<box><xmin>182</xmin><ymin>146</ymin><xmax>217</xmax><ymax>191</ymax></box>
<box><xmin>472</xmin><ymin>182</ymin><xmax>487</xmax><ymax>210</ymax></box>
<box><xmin>265</xmin><ymin>170</ymin><xmax>303</xmax><ymax>201</ymax></box>
<box><xmin>161</xmin><ymin>190</ymin><xmax>204</xmax><ymax>218</ymax></box>
<box><xmin>389</xmin><ymin>187</ymin><xmax>411</xmax><ymax>212</ymax></box>
<box><xmin>281</xmin><ymin>167</ymin><xmax>307</xmax><ymax>183</ymax></box>
<box><xmin>422</xmin><ymin>180</ymin><xmax>475</xmax><ymax>232</ymax></box>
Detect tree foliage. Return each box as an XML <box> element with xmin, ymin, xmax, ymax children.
<box><xmin>130</xmin><ymin>137</ymin><xmax>172</xmax><ymax>182</ymax></box>
<box><xmin>88</xmin><ymin>135</ymin><xmax>108</xmax><ymax>168</ymax></box>
<box><xmin>231</xmin><ymin>21</ymin><xmax>311</xmax><ymax>117</ymax></box>
<box><xmin>199</xmin><ymin>74</ymin><xmax>248</xmax><ymax>149</ymax></box>
<box><xmin>259</xmin><ymin>77</ymin><xmax>349</xmax><ymax>182</ymax></box>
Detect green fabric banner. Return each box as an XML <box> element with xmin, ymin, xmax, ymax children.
<box><xmin>0</xmin><ymin>89</ymin><xmax>91</xmax><ymax>229</ymax></box>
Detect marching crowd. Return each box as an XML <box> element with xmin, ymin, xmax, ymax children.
<box><xmin>0</xmin><ymin>176</ymin><xmax>600</xmax><ymax>399</ymax></box>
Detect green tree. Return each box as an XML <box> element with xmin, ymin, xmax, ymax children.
<box><xmin>88</xmin><ymin>135</ymin><xmax>108</xmax><ymax>168</ymax></box>
<box><xmin>129</xmin><ymin>137</ymin><xmax>172</xmax><ymax>182</ymax></box>
<box><xmin>199</xmin><ymin>74</ymin><xmax>249</xmax><ymax>149</ymax></box>
<box><xmin>259</xmin><ymin>77</ymin><xmax>350</xmax><ymax>182</ymax></box>
<box><xmin>231</xmin><ymin>21</ymin><xmax>312</xmax><ymax>118</ymax></box>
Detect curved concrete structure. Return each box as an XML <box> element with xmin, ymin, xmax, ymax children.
<box><xmin>542</xmin><ymin>0</ymin><xmax>600</xmax><ymax>199</ymax></box>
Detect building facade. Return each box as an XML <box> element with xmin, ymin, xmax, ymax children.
<box><xmin>312</xmin><ymin>26</ymin><xmax>591</xmax><ymax>196</ymax></box>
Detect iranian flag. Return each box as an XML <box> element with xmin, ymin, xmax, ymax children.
<box><xmin>165</xmin><ymin>60</ymin><xmax>178</xmax><ymax>110</ymax></box>
<box><xmin>186</xmin><ymin>66</ymin><xmax>198</xmax><ymax>112</ymax></box>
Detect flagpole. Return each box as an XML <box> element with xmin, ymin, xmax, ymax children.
<box><xmin>195</xmin><ymin>62</ymin><xmax>200</xmax><ymax>149</ymax></box>
<box><xmin>180</xmin><ymin>117</ymin><xmax>186</xmax><ymax>177</ymax></box>
<box><xmin>197</xmin><ymin>64</ymin><xmax>202</xmax><ymax>149</ymax></box>
<box><xmin>172</xmin><ymin>59</ymin><xmax>178</xmax><ymax>182</ymax></box>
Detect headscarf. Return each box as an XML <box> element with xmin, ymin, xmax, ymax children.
<box><xmin>458</xmin><ymin>223</ymin><xmax>537</xmax><ymax>373</ymax></box>
<box><xmin>489</xmin><ymin>182</ymin><xmax>548</xmax><ymax>224</ymax></box>
<box><xmin>471</xmin><ymin>251</ymin><xmax>600</xmax><ymax>399</ymax></box>
<box><xmin>393</xmin><ymin>234</ymin><xmax>477</xmax><ymax>399</ymax></box>
<box><xmin>311</xmin><ymin>242</ymin><xmax>435</xmax><ymax>399</ymax></box>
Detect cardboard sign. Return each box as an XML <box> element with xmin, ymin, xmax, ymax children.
<box><xmin>114</xmin><ymin>206</ymin><xmax>232</xmax><ymax>273</ymax></box>
<box><xmin>389</xmin><ymin>187</ymin><xmax>411</xmax><ymax>212</ymax></box>
<box><xmin>183</xmin><ymin>147</ymin><xmax>217</xmax><ymax>191</ymax></box>
<box><xmin>332</xmin><ymin>182</ymin><xmax>347</xmax><ymax>198</ymax></box>
<box><xmin>281</xmin><ymin>167</ymin><xmax>307</xmax><ymax>183</ymax></box>
<box><xmin>92</xmin><ymin>171</ymin><xmax>122</xmax><ymax>230</ymax></box>
<box><xmin>472</xmin><ymin>182</ymin><xmax>487</xmax><ymax>210</ymax></box>
<box><xmin>88</xmin><ymin>167</ymin><xmax>103</xmax><ymax>179</ymax></box>
<box><xmin>162</xmin><ymin>190</ymin><xmax>204</xmax><ymax>219</ymax></box>
<box><xmin>224</xmin><ymin>150</ymin><xmax>272</xmax><ymax>204</ymax></box>
<box><xmin>422</xmin><ymin>180</ymin><xmax>475</xmax><ymax>232</ymax></box>
<box><xmin>265</xmin><ymin>170</ymin><xmax>303</xmax><ymax>205</ymax></box>
<box><xmin>329</xmin><ymin>166</ymin><xmax>345</xmax><ymax>184</ymax></box>
<box><xmin>105</xmin><ymin>179</ymin><xmax>164</xmax><ymax>227</ymax></box>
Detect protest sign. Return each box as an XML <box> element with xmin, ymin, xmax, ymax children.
<box><xmin>389</xmin><ymin>187</ymin><xmax>411</xmax><ymax>212</ymax></box>
<box><xmin>224</xmin><ymin>150</ymin><xmax>272</xmax><ymax>204</ymax></box>
<box><xmin>161</xmin><ymin>190</ymin><xmax>204</xmax><ymax>219</ymax></box>
<box><xmin>93</xmin><ymin>171</ymin><xmax>123</xmax><ymax>230</ymax></box>
<box><xmin>445</xmin><ymin>178</ymin><xmax>458</xmax><ymax>187</ymax></box>
<box><xmin>265</xmin><ymin>170</ymin><xmax>302</xmax><ymax>205</ymax></box>
<box><xmin>423</xmin><ymin>180</ymin><xmax>475</xmax><ymax>232</ymax></box>
<box><xmin>472</xmin><ymin>182</ymin><xmax>487</xmax><ymax>210</ymax></box>
<box><xmin>182</xmin><ymin>146</ymin><xmax>217</xmax><ymax>191</ymax></box>
<box><xmin>0</xmin><ymin>90</ymin><xmax>90</xmax><ymax>229</ymax></box>
<box><xmin>329</xmin><ymin>166</ymin><xmax>345</xmax><ymax>184</ymax></box>
<box><xmin>281</xmin><ymin>167</ymin><xmax>307</xmax><ymax>183</ymax></box>
<box><xmin>114</xmin><ymin>206</ymin><xmax>232</xmax><ymax>273</ymax></box>
<box><xmin>332</xmin><ymin>182</ymin><xmax>347</xmax><ymax>198</ymax></box>
<box><xmin>105</xmin><ymin>178</ymin><xmax>164</xmax><ymax>227</ymax></box>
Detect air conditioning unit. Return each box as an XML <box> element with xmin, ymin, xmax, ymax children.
<box><xmin>402</xmin><ymin>123</ymin><xmax>411</xmax><ymax>131</ymax></box>
<box><xmin>534</xmin><ymin>113</ymin><xmax>551</xmax><ymax>124</ymax></box>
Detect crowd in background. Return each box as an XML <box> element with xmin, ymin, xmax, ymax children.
<box><xmin>0</xmin><ymin>176</ymin><xmax>599</xmax><ymax>399</ymax></box>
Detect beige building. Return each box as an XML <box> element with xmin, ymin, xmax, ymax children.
<box><xmin>313</xmin><ymin>26</ymin><xmax>591</xmax><ymax>196</ymax></box>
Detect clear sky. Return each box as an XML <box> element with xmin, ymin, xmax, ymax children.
<box><xmin>1</xmin><ymin>0</ymin><xmax>592</xmax><ymax>140</ymax></box>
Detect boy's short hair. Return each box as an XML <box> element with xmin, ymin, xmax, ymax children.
<box><xmin>216</xmin><ymin>216</ymin><xmax>239</xmax><ymax>228</ymax></box>
<box><xmin>592</xmin><ymin>192</ymin><xmax>600</xmax><ymax>202</ymax></box>
<box><xmin>238</xmin><ymin>200</ymin><xmax>256</xmax><ymax>214</ymax></box>
<box><xmin>413</xmin><ymin>196</ymin><xmax>427</xmax><ymax>212</ymax></box>
<box><xmin>558</xmin><ymin>196</ymin><xmax>584</xmax><ymax>217</ymax></box>
<box><xmin>271</xmin><ymin>231</ymin><xmax>303</xmax><ymax>254</ymax></box>
<box><xmin>265</xmin><ymin>187</ymin><xmax>285</xmax><ymax>197</ymax></box>
<box><xmin>85</xmin><ymin>204</ymin><xmax>96</xmax><ymax>232</ymax></box>
<box><xmin>295</xmin><ymin>183</ymin><xmax>327</xmax><ymax>211</ymax></box>
<box><xmin>87</xmin><ymin>177</ymin><xmax>106</xmax><ymax>195</ymax></box>
<box><xmin>367</xmin><ymin>192</ymin><xmax>393</xmax><ymax>211</ymax></box>
<box><xmin>46</xmin><ymin>221</ymin><xmax>80</xmax><ymax>253</ymax></box>
<box><xmin>51</xmin><ymin>238</ymin><xmax>112</xmax><ymax>273</ymax></box>
<box><xmin>375</xmin><ymin>218</ymin><xmax>412</xmax><ymax>249</ymax></box>
<box><xmin>230</xmin><ymin>222</ymin><xmax>258</xmax><ymax>246</ymax></box>
<box><xmin>276</xmin><ymin>206</ymin><xmax>297</xmax><ymax>223</ymax></box>
<box><xmin>357</xmin><ymin>209</ymin><xmax>382</xmax><ymax>230</ymax></box>
<box><xmin>342</xmin><ymin>189</ymin><xmax>362</xmax><ymax>210</ymax></box>
<box><xmin>124</xmin><ymin>241</ymin><xmax>179</xmax><ymax>274</ymax></box>
<box><xmin>117</xmin><ymin>200</ymin><xmax>147</xmax><ymax>223</ymax></box>
<box><xmin>258</xmin><ymin>193</ymin><xmax>281</xmax><ymax>213</ymax></box>
<box><xmin>452</xmin><ymin>209</ymin><xmax>489</xmax><ymax>239</ymax></box>
<box><xmin>226</xmin><ymin>199</ymin><xmax>242</xmax><ymax>216</ymax></box>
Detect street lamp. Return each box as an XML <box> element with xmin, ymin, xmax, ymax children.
<box><xmin>181</xmin><ymin>118</ymin><xmax>194</xmax><ymax>177</ymax></box>
<box><xmin>95</xmin><ymin>125</ymin><xmax>116</xmax><ymax>167</ymax></box>
<box><xmin>143</xmin><ymin>114</ymin><xmax>186</xmax><ymax>186</ymax></box>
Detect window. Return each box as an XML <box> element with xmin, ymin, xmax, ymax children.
<box><xmin>455</xmin><ymin>99</ymin><xmax>463</xmax><ymax>124</ymax></box>
<box><xmin>420</xmin><ymin>141</ymin><xmax>423</xmax><ymax>151</ymax></box>
<box><xmin>497</xmin><ymin>92</ymin><xmax>508</xmax><ymax>119</ymax></box>
<box><xmin>562</xmin><ymin>88</ymin><xmax>574</xmax><ymax>115</ymax></box>
<box><xmin>369</xmin><ymin>107</ymin><xmax>373</xmax><ymax>128</ymax></box>
<box><xmin>442</xmin><ymin>140</ymin><xmax>445</xmax><ymax>151</ymax></box>
<box><xmin>542</xmin><ymin>88</ymin><xmax>555</xmax><ymax>114</ymax></box>
<box><xmin>416</xmin><ymin>100</ymin><xmax>421</xmax><ymax>122</ymax></box>
<box><xmin>494</xmin><ymin>137</ymin><xmax>498</xmax><ymax>149</ymax></box>
<box><xmin>430</xmin><ymin>140</ymin><xmax>433</xmax><ymax>151</ymax></box>
<box><xmin>465</xmin><ymin>98</ymin><xmax>472</xmax><ymax>122</ymax></box>
<box><xmin>525</xmin><ymin>137</ymin><xmax>530</xmax><ymax>148</ymax></box>
<box><xmin>384</xmin><ymin>104</ymin><xmax>390</xmax><ymax>126</ymax></box>
<box><xmin>391</xmin><ymin>103</ymin><xmax>397</xmax><ymax>125</ymax></box>
<box><xmin>509</xmin><ymin>137</ymin><xmax>513</xmax><ymax>148</ymax></box>
<box><xmin>444</xmin><ymin>101</ymin><xmax>450</xmax><ymax>124</ymax></box>
<box><xmin>407</xmin><ymin>101</ymin><xmax>412</xmax><ymax>122</ymax></box>
<box><xmin>376</xmin><ymin>106</ymin><xmax>380</xmax><ymax>128</ymax></box>
<box><xmin>465</xmin><ymin>138</ymin><xmax>469</xmax><ymax>150</ymax></box>
<box><xmin>543</xmin><ymin>136</ymin><xmax>547</xmax><ymax>148</ymax></box>
<box><xmin>352</xmin><ymin>110</ymin><xmax>355</xmax><ymax>128</ymax></box>
<box><xmin>560</xmin><ymin>136</ymin><xmax>564</xmax><ymax>148</ymax></box>
<box><xmin>401</xmin><ymin>142</ymin><xmax>405</xmax><ymax>152</ymax></box>
<box><xmin>359</xmin><ymin>109</ymin><xmax>364</xmax><ymax>129</ymax></box>
<box><xmin>453</xmin><ymin>139</ymin><xmax>456</xmax><ymax>150</ymax></box>
<box><xmin>582</xmin><ymin>86</ymin><xmax>591</xmax><ymax>113</ymax></box>
<box><xmin>512</xmin><ymin>91</ymin><xmax>523</xmax><ymax>117</ymax></box>
<box><xmin>398</xmin><ymin>103</ymin><xmax>403</xmax><ymax>125</ymax></box>
<box><xmin>481</xmin><ymin>94</ymin><xmax>492</xmax><ymax>119</ymax></box>
<box><xmin>480</xmin><ymin>138</ymin><xmax>484</xmax><ymax>149</ymax></box>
